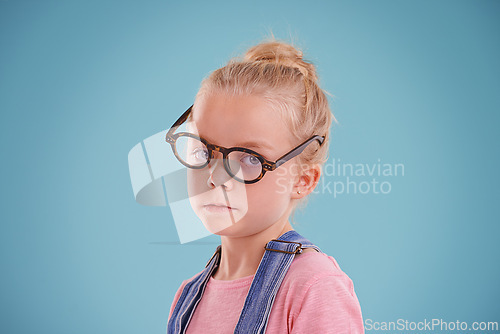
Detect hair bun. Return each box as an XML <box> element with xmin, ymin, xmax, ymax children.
<box><xmin>243</xmin><ymin>41</ymin><xmax>318</xmax><ymax>82</ymax></box>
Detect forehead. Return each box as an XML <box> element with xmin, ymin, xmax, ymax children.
<box><xmin>191</xmin><ymin>94</ymin><xmax>292</xmax><ymax>153</ymax></box>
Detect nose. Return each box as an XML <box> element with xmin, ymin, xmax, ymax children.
<box><xmin>207</xmin><ymin>152</ymin><xmax>233</xmax><ymax>190</ymax></box>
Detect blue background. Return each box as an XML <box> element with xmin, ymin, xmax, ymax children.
<box><xmin>1</xmin><ymin>0</ymin><xmax>499</xmax><ymax>333</ymax></box>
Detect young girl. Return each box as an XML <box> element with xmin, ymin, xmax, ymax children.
<box><xmin>166</xmin><ymin>39</ymin><xmax>364</xmax><ymax>333</ymax></box>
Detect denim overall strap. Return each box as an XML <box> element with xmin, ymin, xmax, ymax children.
<box><xmin>167</xmin><ymin>245</ymin><xmax>222</xmax><ymax>334</ymax></box>
<box><xmin>234</xmin><ymin>230</ymin><xmax>322</xmax><ymax>334</ymax></box>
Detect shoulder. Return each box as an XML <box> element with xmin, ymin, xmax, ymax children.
<box><xmin>290</xmin><ymin>250</ymin><xmax>346</xmax><ymax>280</ymax></box>
<box><xmin>168</xmin><ymin>269</ymin><xmax>205</xmax><ymax>320</ymax></box>
<box><xmin>280</xmin><ymin>250</ymin><xmax>356</xmax><ymax>298</ymax></box>
<box><xmin>172</xmin><ymin>268</ymin><xmax>207</xmax><ymax>303</ymax></box>
<box><xmin>176</xmin><ymin>269</ymin><xmax>205</xmax><ymax>292</ymax></box>
<box><xmin>273</xmin><ymin>250</ymin><xmax>364</xmax><ymax>332</ymax></box>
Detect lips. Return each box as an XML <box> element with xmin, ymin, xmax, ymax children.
<box><xmin>203</xmin><ymin>203</ymin><xmax>235</xmax><ymax>210</ymax></box>
<box><xmin>201</xmin><ymin>202</ymin><xmax>238</xmax><ymax>215</ymax></box>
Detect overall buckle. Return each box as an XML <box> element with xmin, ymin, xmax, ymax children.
<box><xmin>264</xmin><ymin>239</ymin><xmax>303</xmax><ymax>254</ymax></box>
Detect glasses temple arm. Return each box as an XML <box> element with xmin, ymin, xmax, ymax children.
<box><xmin>274</xmin><ymin>135</ymin><xmax>325</xmax><ymax>168</ymax></box>
<box><xmin>167</xmin><ymin>105</ymin><xmax>193</xmax><ymax>138</ymax></box>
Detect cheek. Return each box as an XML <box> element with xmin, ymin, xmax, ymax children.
<box><xmin>187</xmin><ymin>169</ymin><xmax>213</xmax><ymax>215</ymax></box>
<box><xmin>246</xmin><ymin>170</ymin><xmax>294</xmax><ymax>212</ymax></box>
<box><xmin>187</xmin><ymin>169</ymin><xmax>207</xmax><ymax>198</ymax></box>
<box><xmin>269</xmin><ymin>163</ymin><xmax>298</xmax><ymax>193</ymax></box>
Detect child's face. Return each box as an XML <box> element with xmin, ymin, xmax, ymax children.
<box><xmin>186</xmin><ymin>93</ymin><xmax>300</xmax><ymax>237</ymax></box>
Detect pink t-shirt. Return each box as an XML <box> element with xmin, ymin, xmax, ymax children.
<box><xmin>167</xmin><ymin>251</ymin><xmax>364</xmax><ymax>334</ymax></box>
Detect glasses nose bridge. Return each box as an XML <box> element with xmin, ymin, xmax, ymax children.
<box><xmin>206</xmin><ymin>145</ymin><xmax>235</xmax><ymax>186</ymax></box>
<box><xmin>207</xmin><ymin>144</ymin><xmax>230</xmax><ymax>170</ymax></box>
<box><xmin>209</xmin><ymin>144</ymin><xmax>229</xmax><ymax>160</ymax></box>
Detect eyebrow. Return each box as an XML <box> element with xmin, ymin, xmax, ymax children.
<box><xmin>234</xmin><ymin>140</ymin><xmax>273</xmax><ymax>150</ymax></box>
<box><xmin>198</xmin><ymin>133</ymin><xmax>273</xmax><ymax>151</ymax></box>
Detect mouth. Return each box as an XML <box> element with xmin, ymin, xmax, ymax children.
<box><xmin>203</xmin><ymin>203</ymin><xmax>236</xmax><ymax>213</ymax></box>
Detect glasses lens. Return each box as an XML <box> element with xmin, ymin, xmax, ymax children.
<box><xmin>227</xmin><ymin>150</ymin><xmax>262</xmax><ymax>181</ymax></box>
<box><xmin>175</xmin><ymin>135</ymin><xmax>209</xmax><ymax>167</ymax></box>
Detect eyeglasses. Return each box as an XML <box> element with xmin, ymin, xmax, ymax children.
<box><xmin>165</xmin><ymin>105</ymin><xmax>325</xmax><ymax>184</ymax></box>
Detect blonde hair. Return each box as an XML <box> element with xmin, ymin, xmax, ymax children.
<box><xmin>194</xmin><ymin>38</ymin><xmax>336</xmax><ymax>217</ymax></box>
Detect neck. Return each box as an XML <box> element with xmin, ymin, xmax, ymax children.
<box><xmin>212</xmin><ymin>217</ymin><xmax>294</xmax><ymax>281</ymax></box>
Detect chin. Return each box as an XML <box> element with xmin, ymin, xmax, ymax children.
<box><xmin>197</xmin><ymin>212</ymin><xmax>236</xmax><ymax>234</ymax></box>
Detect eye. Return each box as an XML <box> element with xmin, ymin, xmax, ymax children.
<box><xmin>191</xmin><ymin>147</ymin><xmax>209</xmax><ymax>162</ymax></box>
<box><xmin>241</xmin><ymin>154</ymin><xmax>261</xmax><ymax>167</ymax></box>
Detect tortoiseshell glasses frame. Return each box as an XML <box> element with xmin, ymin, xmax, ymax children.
<box><xmin>165</xmin><ymin>105</ymin><xmax>325</xmax><ymax>184</ymax></box>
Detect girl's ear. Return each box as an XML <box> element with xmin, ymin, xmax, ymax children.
<box><xmin>292</xmin><ymin>164</ymin><xmax>322</xmax><ymax>199</ymax></box>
